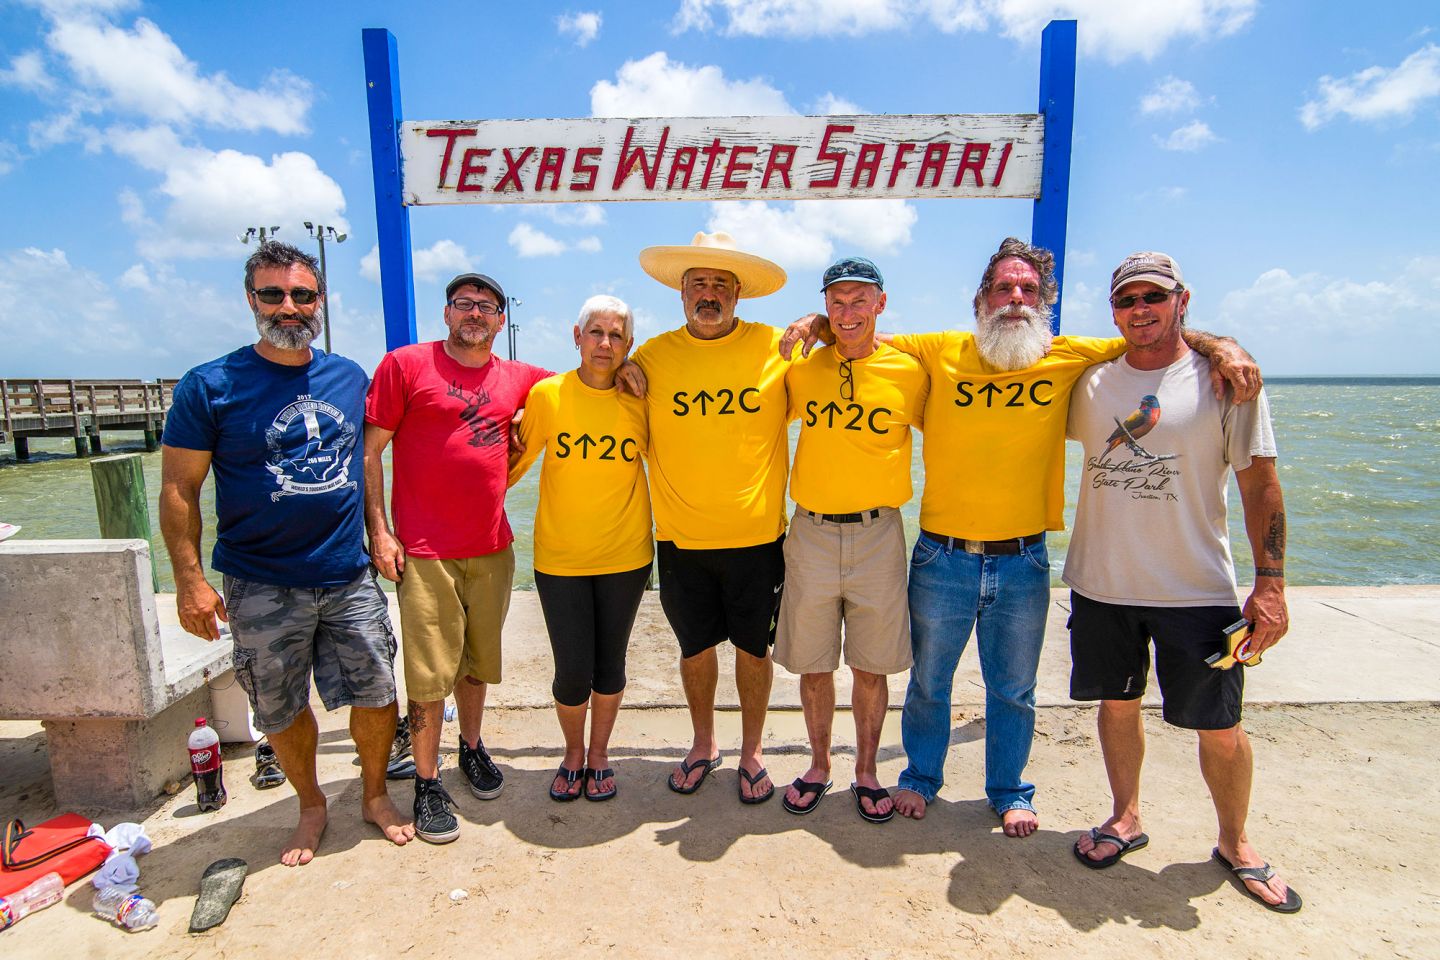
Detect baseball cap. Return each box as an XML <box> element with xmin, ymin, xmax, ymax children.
<box><xmin>821</xmin><ymin>256</ymin><xmax>884</xmax><ymax>292</ymax></box>
<box><xmin>445</xmin><ymin>272</ymin><xmax>507</xmax><ymax>305</ymax></box>
<box><xmin>1110</xmin><ymin>252</ymin><xmax>1184</xmax><ymax>296</ymax></box>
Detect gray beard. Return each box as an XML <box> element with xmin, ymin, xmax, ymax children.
<box><xmin>452</xmin><ymin>325</ymin><xmax>495</xmax><ymax>349</ymax></box>
<box><xmin>974</xmin><ymin>303</ymin><xmax>1054</xmax><ymax>371</ymax></box>
<box><xmin>255</xmin><ymin>309</ymin><xmax>321</xmax><ymax>351</ymax></box>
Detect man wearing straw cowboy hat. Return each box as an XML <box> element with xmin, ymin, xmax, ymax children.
<box><xmin>626</xmin><ymin>231</ymin><xmax>789</xmax><ymax>804</ymax></box>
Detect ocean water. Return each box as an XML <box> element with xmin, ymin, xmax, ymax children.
<box><xmin>2</xmin><ymin>378</ymin><xmax>1436</xmax><ymax>591</ymax></box>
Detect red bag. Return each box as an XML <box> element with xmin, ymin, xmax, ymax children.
<box><xmin>1</xmin><ymin>814</ymin><xmax>112</xmax><ymax>896</ymax></box>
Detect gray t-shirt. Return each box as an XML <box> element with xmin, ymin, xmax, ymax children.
<box><xmin>1062</xmin><ymin>349</ymin><xmax>1276</xmax><ymax>607</ymax></box>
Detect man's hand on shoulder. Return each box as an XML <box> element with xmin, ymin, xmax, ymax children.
<box><xmin>176</xmin><ymin>576</ymin><xmax>227</xmax><ymax>641</ymax></box>
<box><xmin>779</xmin><ymin>313</ymin><xmax>831</xmax><ymax>360</ymax></box>
<box><xmin>616</xmin><ymin>359</ymin><xmax>647</xmax><ymax>398</ymax></box>
<box><xmin>1184</xmin><ymin>329</ymin><xmax>1262</xmax><ymax>403</ymax></box>
<box><xmin>369</xmin><ymin>528</ymin><xmax>407</xmax><ymax>583</ymax></box>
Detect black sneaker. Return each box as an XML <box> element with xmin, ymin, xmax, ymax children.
<box><xmin>458</xmin><ymin>737</ymin><xmax>503</xmax><ymax>799</ymax></box>
<box><xmin>250</xmin><ymin>740</ymin><xmax>286</xmax><ymax>789</ymax></box>
<box><xmin>413</xmin><ymin>776</ymin><xmax>460</xmax><ymax>844</ymax></box>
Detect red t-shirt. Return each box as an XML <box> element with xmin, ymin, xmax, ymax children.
<box><xmin>366</xmin><ymin>342</ymin><xmax>551</xmax><ymax>559</ymax></box>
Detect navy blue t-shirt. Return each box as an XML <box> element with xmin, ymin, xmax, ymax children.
<box><xmin>163</xmin><ymin>346</ymin><xmax>370</xmax><ymax>588</ymax></box>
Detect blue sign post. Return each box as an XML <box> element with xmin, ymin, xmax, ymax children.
<box><xmin>362</xmin><ymin>22</ymin><xmax>1078</xmax><ymax>351</ymax></box>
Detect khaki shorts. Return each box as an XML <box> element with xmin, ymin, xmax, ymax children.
<box><xmin>774</xmin><ymin>506</ymin><xmax>912</xmax><ymax>676</ymax></box>
<box><xmin>397</xmin><ymin>548</ymin><xmax>515</xmax><ymax>702</ymax></box>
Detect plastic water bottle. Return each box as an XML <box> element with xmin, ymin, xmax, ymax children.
<box><xmin>443</xmin><ymin>700</ymin><xmax>457</xmax><ymax>723</ymax></box>
<box><xmin>188</xmin><ymin>717</ymin><xmax>227</xmax><ymax>811</ymax></box>
<box><xmin>0</xmin><ymin>871</ymin><xmax>64</xmax><ymax>931</ymax></box>
<box><xmin>92</xmin><ymin>886</ymin><xmax>158</xmax><ymax>931</ymax></box>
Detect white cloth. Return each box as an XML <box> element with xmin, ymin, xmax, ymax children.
<box><xmin>87</xmin><ymin>822</ymin><xmax>153</xmax><ymax>891</ymax></box>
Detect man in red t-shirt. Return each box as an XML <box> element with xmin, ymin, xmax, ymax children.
<box><xmin>365</xmin><ymin>272</ymin><xmax>551</xmax><ymax>844</ymax></box>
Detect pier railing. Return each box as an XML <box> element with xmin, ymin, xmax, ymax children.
<box><xmin>1</xmin><ymin>378</ymin><xmax>177</xmax><ymax>459</ymax></box>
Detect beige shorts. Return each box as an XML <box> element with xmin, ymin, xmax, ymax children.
<box><xmin>774</xmin><ymin>506</ymin><xmax>912</xmax><ymax>676</ymax></box>
<box><xmin>397</xmin><ymin>548</ymin><xmax>515</xmax><ymax>702</ymax></box>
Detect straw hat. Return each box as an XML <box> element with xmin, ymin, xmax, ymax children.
<box><xmin>638</xmin><ymin>231</ymin><xmax>787</xmax><ymax>299</ymax></box>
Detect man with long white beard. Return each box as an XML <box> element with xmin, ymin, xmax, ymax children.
<box><xmin>782</xmin><ymin>237</ymin><xmax>1261</xmax><ymax>837</ymax></box>
<box><xmin>161</xmin><ymin>241</ymin><xmax>412</xmax><ymax>866</ymax></box>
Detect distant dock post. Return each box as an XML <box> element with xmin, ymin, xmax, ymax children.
<box><xmin>90</xmin><ymin>453</ymin><xmax>159</xmax><ymax>592</ymax></box>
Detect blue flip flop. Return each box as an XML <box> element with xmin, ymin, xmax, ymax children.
<box><xmin>667</xmin><ymin>754</ymin><xmax>721</xmax><ymax>794</ymax></box>
<box><xmin>781</xmin><ymin>778</ymin><xmax>832</xmax><ymax>815</ymax></box>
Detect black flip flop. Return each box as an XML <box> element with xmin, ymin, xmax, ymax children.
<box><xmin>850</xmin><ymin>784</ymin><xmax>895</xmax><ymax>823</ymax></box>
<box><xmin>667</xmin><ymin>755</ymin><xmax>721</xmax><ymax>794</ymax></box>
<box><xmin>1073</xmin><ymin>827</ymin><xmax>1149</xmax><ymax>869</ymax></box>
<box><xmin>189</xmin><ymin>858</ymin><xmax>248</xmax><ymax>933</ymax></box>
<box><xmin>781</xmin><ymin>778</ymin><xmax>832</xmax><ymax>815</ymax></box>
<box><xmin>584</xmin><ymin>767</ymin><xmax>617</xmax><ymax>802</ymax></box>
<box><xmin>1213</xmin><ymin>848</ymin><xmax>1303</xmax><ymax>913</ymax></box>
<box><xmin>738</xmin><ymin>765</ymin><xmax>774</xmax><ymax>805</ymax></box>
<box><xmin>549</xmin><ymin>764</ymin><xmax>584</xmax><ymax>802</ymax></box>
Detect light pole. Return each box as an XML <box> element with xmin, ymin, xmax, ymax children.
<box><xmin>506</xmin><ymin>297</ymin><xmax>522</xmax><ymax>361</ymax></box>
<box><xmin>239</xmin><ymin>225</ymin><xmax>282</xmax><ymax>246</ymax></box>
<box><xmin>305</xmin><ymin>222</ymin><xmax>348</xmax><ymax>354</ymax></box>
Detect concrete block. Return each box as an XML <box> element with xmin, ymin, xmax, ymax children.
<box><xmin>42</xmin><ymin>684</ymin><xmax>215</xmax><ymax>809</ymax></box>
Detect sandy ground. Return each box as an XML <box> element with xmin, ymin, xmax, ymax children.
<box><xmin>3</xmin><ymin>587</ymin><xmax>1438</xmax><ymax>958</ymax></box>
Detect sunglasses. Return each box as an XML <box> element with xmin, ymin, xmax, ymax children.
<box><xmin>1111</xmin><ymin>291</ymin><xmax>1173</xmax><ymax>309</ymax></box>
<box><xmin>253</xmin><ymin>286</ymin><xmax>319</xmax><ymax>305</ymax></box>
<box><xmin>839</xmin><ymin>358</ymin><xmax>854</xmax><ymax>401</ymax></box>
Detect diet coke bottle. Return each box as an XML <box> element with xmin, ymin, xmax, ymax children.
<box><xmin>188</xmin><ymin>717</ymin><xmax>227</xmax><ymax>811</ymax></box>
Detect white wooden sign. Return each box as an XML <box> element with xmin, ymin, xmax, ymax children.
<box><xmin>400</xmin><ymin>114</ymin><xmax>1044</xmax><ymax>205</ymax></box>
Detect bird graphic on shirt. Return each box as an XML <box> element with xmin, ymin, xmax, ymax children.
<box><xmin>1104</xmin><ymin>395</ymin><xmax>1161</xmax><ymax>454</ymax></box>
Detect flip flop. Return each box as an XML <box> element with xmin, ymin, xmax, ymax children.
<box><xmin>1212</xmin><ymin>848</ymin><xmax>1303</xmax><ymax>914</ymax></box>
<box><xmin>189</xmin><ymin>857</ymin><xmax>248</xmax><ymax>933</ymax></box>
<box><xmin>584</xmin><ymin>767</ymin><xmax>617</xmax><ymax>802</ymax></box>
<box><xmin>667</xmin><ymin>754</ymin><xmax>721</xmax><ymax>795</ymax></box>
<box><xmin>850</xmin><ymin>784</ymin><xmax>894</xmax><ymax>823</ymax></box>
<box><xmin>781</xmin><ymin>778</ymin><xmax>832</xmax><ymax>815</ymax></box>
<box><xmin>737</xmin><ymin>765</ymin><xmax>774</xmax><ymax>805</ymax></box>
<box><xmin>549</xmin><ymin>764</ymin><xmax>584</xmax><ymax>802</ymax></box>
<box><xmin>1073</xmin><ymin>827</ymin><xmax>1149</xmax><ymax>869</ymax></box>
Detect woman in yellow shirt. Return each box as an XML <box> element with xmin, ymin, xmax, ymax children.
<box><xmin>509</xmin><ymin>295</ymin><xmax>653</xmax><ymax>802</ymax></box>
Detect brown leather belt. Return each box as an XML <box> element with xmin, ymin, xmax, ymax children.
<box><xmin>920</xmin><ymin>529</ymin><xmax>1044</xmax><ymax>555</ymax></box>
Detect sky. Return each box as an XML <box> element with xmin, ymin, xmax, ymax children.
<box><xmin>1</xmin><ymin>0</ymin><xmax>1438</xmax><ymax>380</ymax></box>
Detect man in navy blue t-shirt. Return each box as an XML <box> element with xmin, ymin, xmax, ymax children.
<box><xmin>160</xmin><ymin>241</ymin><xmax>414</xmax><ymax>865</ymax></box>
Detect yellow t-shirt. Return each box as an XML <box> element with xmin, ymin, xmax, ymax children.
<box><xmin>631</xmin><ymin>319</ymin><xmax>789</xmax><ymax>548</ymax></box>
<box><xmin>785</xmin><ymin>343</ymin><xmax>929</xmax><ymax>513</ymax></box>
<box><xmin>890</xmin><ymin>331</ymin><xmax>1125</xmax><ymax>540</ymax></box>
<box><xmin>508</xmin><ymin>371</ymin><xmax>653</xmax><ymax>576</ymax></box>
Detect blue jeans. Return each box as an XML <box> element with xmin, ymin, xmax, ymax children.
<box><xmin>897</xmin><ymin>533</ymin><xmax>1051</xmax><ymax>814</ymax></box>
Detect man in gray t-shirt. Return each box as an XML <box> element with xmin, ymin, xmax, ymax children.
<box><xmin>1063</xmin><ymin>252</ymin><xmax>1301</xmax><ymax>914</ymax></box>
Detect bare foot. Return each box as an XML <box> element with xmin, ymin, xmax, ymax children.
<box><xmin>363</xmin><ymin>794</ymin><xmax>415</xmax><ymax>846</ymax></box>
<box><xmin>281</xmin><ymin>804</ymin><xmax>328</xmax><ymax>866</ymax></box>
<box><xmin>1075</xmin><ymin>815</ymin><xmax>1143</xmax><ymax>863</ymax></box>
<box><xmin>1217</xmin><ymin>842</ymin><xmax>1295</xmax><ymax>908</ymax></box>
<box><xmin>893</xmin><ymin>788</ymin><xmax>927</xmax><ymax>820</ymax></box>
<box><xmin>852</xmin><ymin>774</ymin><xmax>893</xmax><ymax>819</ymax></box>
<box><xmin>782</xmin><ymin>766</ymin><xmax>830</xmax><ymax>810</ymax></box>
<box><xmin>1001</xmin><ymin>807</ymin><xmax>1038</xmax><ymax>838</ymax></box>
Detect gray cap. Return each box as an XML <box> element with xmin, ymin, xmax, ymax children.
<box><xmin>446</xmin><ymin>272</ymin><xmax>506</xmax><ymax>305</ymax></box>
<box><xmin>1110</xmin><ymin>252</ymin><xmax>1184</xmax><ymax>296</ymax></box>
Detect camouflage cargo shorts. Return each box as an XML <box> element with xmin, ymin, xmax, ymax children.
<box><xmin>223</xmin><ymin>567</ymin><xmax>397</xmax><ymax>734</ymax></box>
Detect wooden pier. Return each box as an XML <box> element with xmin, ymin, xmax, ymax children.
<box><xmin>0</xmin><ymin>378</ymin><xmax>177</xmax><ymax>460</ymax></box>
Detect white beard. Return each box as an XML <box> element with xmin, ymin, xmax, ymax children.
<box><xmin>974</xmin><ymin>303</ymin><xmax>1054</xmax><ymax>371</ymax></box>
<box><xmin>254</xmin><ymin>310</ymin><xmax>321</xmax><ymax>351</ymax></box>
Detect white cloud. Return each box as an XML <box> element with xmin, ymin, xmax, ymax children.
<box><xmin>103</xmin><ymin>125</ymin><xmax>347</xmax><ymax>260</ymax></box>
<box><xmin>0</xmin><ymin>142</ymin><xmax>19</xmax><ymax>176</ymax></box>
<box><xmin>0</xmin><ymin>51</ymin><xmax>57</xmax><ymax>92</ymax></box>
<box><xmin>591</xmin><ymin>52</ymin><xmax>793</xmax><ymax>116</ymax></box>
<box><xmin>509</xmin><ymin>222</ymin><xmax>605</xmax><ymax>259</ymax></box>
<box><xmin>1214</xmin><ymin>258</ymin><xmax>1440</xmax><ymax>335</ymax></box>
<box><xmin>811</xmin><ymin>92</ymin><xmax>865</xmax><ymax>115</ymax></box>
<box><xmin>705</xmin><ymin>199</ymin><xmax>917</xmax><ymax>270</ymax></box>
<box><xmin>529</xmin><ymin>202</ymin><xmax>607</xmax><ymax>226</ymax></box>
<box><xmin>44</xmin><ymin>15</ymin><xmax>311</xmax><ymax>134</ymax></box>
<box><xmin>1155</xmin><ymin>120</ymin><xmax>1218</xmax><ymax>151</ymax></box>
<box><xmin>575</xmin><ymin>236</ymin><xmax>603</xmax><ymax>253</ymax></box>
<box><xmin>1140</xmin><ymin>76</ymin><xmax>1202</xmax><ymax>115</ymax></box>
<box><xmin>557</xmin><ymin>11</ymin><xmax>602</xmax><ymax>46</ymax></box>
<box><xmin>360</xmin><ymin>239</ymin><xmax>476</xmax><ymax>283</ymax></box>
<box><xmin>673</xmin><ymin>0</ymin><xmax>1256</xmax><ymax>62</ymax></box>
<box><xmin>1300</xmin><ymin>44</ymin><xmax>1440</xmax><ymax>130</ymax></box>
<box><xmin>118</xmin><ymin>263</ymin><xmax>152</xmax><ymax>290</ymax></box>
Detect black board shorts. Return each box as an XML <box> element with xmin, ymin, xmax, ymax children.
<box><xmin>656</xmin><ymin>536</ymin><xmax>785</xmax><ymax>659</ymax></box>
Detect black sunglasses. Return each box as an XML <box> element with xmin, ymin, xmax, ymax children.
<box><xmin>839</xmin><ymin>358</ymin><xmax>854</xmax><ymax>401</ymax></box>
<box><xmin>253</xmin><ymin>286</ymin><xmax>320</xmax><ymax>305</ymax></box>
<box><xmin>1111</xmin><ymin>291</ymin><xmax>1174</xmax><ymax>309</ymax></box>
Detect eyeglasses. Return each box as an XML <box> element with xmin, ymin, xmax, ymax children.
<box><xmin>1111</xmin><ymin>291</ymin><xmax>1174</xmax><ymax>309</ymax></box>
<box><xmin>253</xmin><ymin>286</ymin><xmax>319</xmax><ymax>305</ymax></box>
<box><xmin>839</xmin><ymin>358</ymin><xmax>854</xmax><ymax>401</ymax></box>
<box><xmin>449</xmin><ymin>298</ymin><xmax>502</xmax><ymax>315</ymax></box>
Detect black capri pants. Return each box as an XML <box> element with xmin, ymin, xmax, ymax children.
<box><xmin>534</xmin><ymin>564</ymin><xmax>651</xmax><ymax>707</ymax></box>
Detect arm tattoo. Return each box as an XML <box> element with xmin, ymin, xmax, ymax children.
<box><xmin>1255</xmin><ymin>566</ymin><xmax>1285</xmax><ymax>578</ymax></box>
<box><xmin>407</xmin><ymin>699</ymin><xmax>428</xmax><ymax>734</ymax></box>
<box><xmin>1264</xmin><ymin>510</ymin><xmax>1286</xmax><ymax>561</ymax></box>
